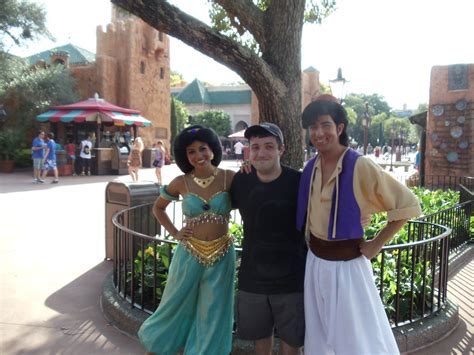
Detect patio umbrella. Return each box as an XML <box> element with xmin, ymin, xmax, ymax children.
<box><xmin>36</xmin><ymin>96</ymin><xmax>152</xmax><ymax>127</ymax></box>
<box><xmin>228</xmin><ymin>129</ymin><xmax>246</xmax><ymax>138</ymax></box>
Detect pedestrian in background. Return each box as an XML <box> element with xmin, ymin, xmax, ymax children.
<box><xmin>41</xmin><ymin>132</ymin><xmax>59</xmax><ymax>184</ymax></box>
<box><xmin>127</xmin><ymin>136</ymin><xmax>144</xmax><ymax>182</ymax></box>
<box><xmin>66</xmin><ymin>139</ymin><xmax>77</xmax><ymax>176</ymax></box>
<box><xmin>31</xmin><ymin>130</ymin><xmax>46</xmax><ymax>184</ymax></box>
<box><xmin>153</xmin><ymin>140</ymin><xmax>165</xmax><ymax>185</ymax></box>
<box><xmin>234</xmin><ymin>140</ymin><xmax>244</xmax><ymax>163</ymax></box>
<box><xmin>79</xmin><ymin>135</ymin><xmax>92</xmax><ymax>176</ymax></box>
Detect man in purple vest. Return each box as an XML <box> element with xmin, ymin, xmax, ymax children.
<box><xmin>297</xmin><ymin>95</ymin><xmax>421</xmax><ymax>354</ymax></box>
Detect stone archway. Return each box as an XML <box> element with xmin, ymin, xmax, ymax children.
<box><xmin>234</xmin><ymin>120</ymin><xmax>248</xmax><ymax>132</ymax></box>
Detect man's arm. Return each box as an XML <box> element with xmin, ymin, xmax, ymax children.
<box><xmin>360</xmin><ymin>219</ymin><xmax>407</xmax><ymax>259</ymax></box>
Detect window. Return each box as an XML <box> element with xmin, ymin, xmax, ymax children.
<box><xmin>160</xmin><ymin>67</ymin><xmax>164</xmax><ymax>79</ymax></box>
<box><xmin>140</xmin><ymin>61</ymin><xmax>145</xmax><ymax>74</ymax></box>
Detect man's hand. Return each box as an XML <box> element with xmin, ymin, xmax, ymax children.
<box><xmin>359</xmin><ymin>239</ymin><xmax>383</xmax><ymax>260</ymax></box>
<box><xmin>240</xmin><ymin>160</ymin><xmax>252</xmax><ymax>174</ymax></box>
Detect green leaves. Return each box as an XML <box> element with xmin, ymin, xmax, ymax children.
<box><xmin>0</xmin><ymin>0</ymin><xmax>52</xmax><ymax>50</ymax></box>
<box><xmin>189</xmin><ymin>109</ymin><xmax>232</xmax><ymax>137</ymax></box>
<box><xmin>129</xmin><ymin>242</ymin><xmax>175</xmax><ymax>303</ymax></box>
<box><xmin>0</xmin><ymin>57</ymin><xmax>77</xmax><ymax>132</ymax></box>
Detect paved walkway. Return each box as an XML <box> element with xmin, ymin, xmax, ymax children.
<box><xmin>0</xmin><ymin>162</ymin><xmax>472</xmax><ymax>354</ymax></box>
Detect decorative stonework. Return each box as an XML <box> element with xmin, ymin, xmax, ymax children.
<box><xmin>448</xmin><ymin>64</ymin><xmax>469</xmax><ymax>91</ymax></box>
<box><xmin>427</xmin><ymin>64</ymin><xmax>473</xmax><ymax>177</ymax></box>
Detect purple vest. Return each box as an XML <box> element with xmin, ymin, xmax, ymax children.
<box><xmin>296</xmin><ymin>149</ymin><xmax>364</xmax><ymax>240</ymax></box>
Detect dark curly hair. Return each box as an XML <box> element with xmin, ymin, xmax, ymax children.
<box><xmin>173</xmin><ymin>125</ymin><xmax>222</xmax><ymax>173</ymax></box>
<box><xmin>301</xmin><ymin>99</ymin><xmax>349</xmax><ymax>146</ymax></box>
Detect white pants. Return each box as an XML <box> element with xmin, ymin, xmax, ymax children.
<box><xmin>304</xmin><ymin>251</ymin><xmax>399</xmax><ymax>355</ymax></box>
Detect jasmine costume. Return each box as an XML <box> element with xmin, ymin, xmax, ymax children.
<box><xmin>297</xmin><ymin>148</ymin><xmax>421</xmax><ymax>354</ymax></box>
<box><xmin>138</xmin><ymin>174</ymin><xmax>235</xmax><ymax>355</ymax></box>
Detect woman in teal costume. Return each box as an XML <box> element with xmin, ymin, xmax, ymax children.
<box><xmin>139</xmin><ymin>125</ymin><xmax>236</xmax><ymax>355</ymax></box>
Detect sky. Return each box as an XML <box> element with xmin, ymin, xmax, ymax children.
<box><xmin>8</xmin><ymin>0</ymin><xmax>474</xmax><ymax>110</ymax></box>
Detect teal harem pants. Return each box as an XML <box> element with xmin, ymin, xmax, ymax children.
<box><xmin>138</xmin><ymin>243</ymin><xmax>236</xmax><ymax>355</ymax></box>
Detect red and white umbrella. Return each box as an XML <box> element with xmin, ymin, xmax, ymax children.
<box><xmin>36</xmin><ymin>96</ymin><xmax>152</xmax><ymax>127</ymax></box>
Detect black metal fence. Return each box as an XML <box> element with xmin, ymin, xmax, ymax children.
<box><xmin>416</xmin><ymin>175</ymin><xmax>473</xmax><ymax>192</ymax></box>
<box><xmin>111</xmin><ymin>197</ymin><xmax>474</xmax><ymax>327</ymax></box>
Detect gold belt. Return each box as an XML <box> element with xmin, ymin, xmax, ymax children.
<box><xmin>181</xmin><ymin>234</ymin><xmax>233</xmax><ymax>266</ymax></box>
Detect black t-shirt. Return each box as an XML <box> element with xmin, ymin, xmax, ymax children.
<box><xmin>231</xmin><ymin>166</ymin><xmax>306</xmax><ymax>294</ymax></box>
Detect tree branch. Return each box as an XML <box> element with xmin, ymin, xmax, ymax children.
<box><xmin>111</xmin><ymin>0</ymin><xmax>286</xmax><ymax>97</ymax></box>
<box><xmin>213</xmin><ymin>0</ymin><xmax>265</xmax><ymax>45</ymax></box>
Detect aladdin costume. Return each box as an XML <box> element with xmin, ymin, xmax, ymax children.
<box><xmin>138</xmin><ymin>174</ymin><xmax>235</xmax><ymax>355</ymax></box>
<box><xmin>297</xmin><ymin>148</ymin><xmax>421</xmax><ymax>354</ymax></box>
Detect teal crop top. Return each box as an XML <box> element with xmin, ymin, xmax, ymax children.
<box><xmin>182</xmin><ymin>191</ymin><xmax>232</xmax><ymax>218</ymax></box>
<box><xmin>159</xmin><ymin>185</ymin><xmax>232</xmax><ymax>226</ymax></box>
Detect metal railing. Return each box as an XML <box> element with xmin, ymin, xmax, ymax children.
<box><xmin>109</xmin><ymin>197</ymin><xmax>474</xmax><ymax>327</ymax></box>
<box><xmin>375</xmin><ymin>221</ymin><xmax>451</xmax><ymax>326</ymax></box>
<box><xmin>418</xmin><ymin>175</ymin><xmax>473</xmax><ymax>192</ymax></box>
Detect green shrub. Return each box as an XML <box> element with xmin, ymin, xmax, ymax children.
<box><xmin>14</xmin><ymin>148</ymin><xmax>33</xmax><ymax>167</ymax></box>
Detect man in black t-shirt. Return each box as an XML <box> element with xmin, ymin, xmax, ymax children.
<box><xmin>231</xmin><ymin>123</ymin><xmax>306</xmax><ymax>354</ymax></box>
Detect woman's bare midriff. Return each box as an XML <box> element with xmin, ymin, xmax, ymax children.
<box><xmin>188</xmin><ymin>223</ymin><xmax>229</xmax><ymax>241</ymax></box>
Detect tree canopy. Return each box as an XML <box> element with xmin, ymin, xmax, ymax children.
<box><xmin>0</xmin><ymin>58</ymin><xmax>77</xmax><ymax>132</ymax></box>
<box><xmin>110</xmin><ymin>0</ymin><xmax>337</xmax><ymax>169</ymax></box>
<box><xmin>189</xmin><ymin>109</ymin><xmax>232</xmax><ymax>137</ymax></box>
<box><xmin>0</xmin><ymin>0</ymin><xmax>52</xmax><ymax>52</ymax></box>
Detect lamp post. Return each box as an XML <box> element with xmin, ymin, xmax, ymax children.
<box><xmin>362</xmin><ymin>102</ymin><xmax>370</xmax><ymax>155</ymax></box>
<box><xmin>329</xmin><ymin>68</ymin><xmax>348</xmax><ymax>103</ymax></box>
<box><xmin>389</xmin><ymin>128</ymin><xmax>395</xmax><ymax>171</ymax></box>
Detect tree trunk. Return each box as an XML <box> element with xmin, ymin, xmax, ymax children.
<box><xmin>111</xmin><ymin>0</ymin><xmax>306</xmax><ymax>169</ymax></box>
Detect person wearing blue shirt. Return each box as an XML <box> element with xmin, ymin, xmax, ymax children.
<box><xmin>41</xmin><ymin>132</ymin><xmax>59</xmax><ymax>183</ymax></box>
<box><xmin>31</xmin><ymin>130</ymin><xmax>46</xmax><ymax>184</ymax></box>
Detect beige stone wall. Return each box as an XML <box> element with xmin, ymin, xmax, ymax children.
<box><xmin>302</xmin><ymin>70</ymin><xmax>320</xmax><ymax>109</ymax></box>
<box><xmin>426</xmin><ymin>64</ymin><xmax>474</xmax><ymax>177</ymax></box>
<box><xmin>70</xmin><ymin>64</ymin><xmax>98</xmax><ymax>100</ymax></box>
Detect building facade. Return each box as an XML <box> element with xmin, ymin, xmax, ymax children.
<box><xmin>173</xmin><ymin>66</ymin><xmax>321</xmax><ymax>133</ymax></box>
<box><xmin>28</xmin><ymin>6</ymin><xmax>171</xmax><ymax>148</ymax></box>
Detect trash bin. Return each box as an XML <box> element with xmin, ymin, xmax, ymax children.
<box><xmin>143</xmin><ymin>148</ymin><xmax>156</xmax><ymax>168</ymax></box>
<box><xmin>105</xmin><ymin>180</ymin><xmax>160</xmax><ymax>259</ymax></box>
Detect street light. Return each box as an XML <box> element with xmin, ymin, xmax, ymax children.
<box><xmin>362</xmin><ymin>102</ymin><xmax>370</xmax><ymax>155</ymax></box>
<box><xmin>329</xmin><ymin>68</ymin><xmax>348</xmax><ymax>103</ymax></box>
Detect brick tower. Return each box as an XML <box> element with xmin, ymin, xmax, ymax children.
<box><xmin>94</xmin><ymin>6</ymin><xmax>171</xmax><ymax>147</ymax></box>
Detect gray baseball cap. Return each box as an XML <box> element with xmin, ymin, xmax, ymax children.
<box><xmin>244</xmin><ymin>122</ymin><xmax>284</xmax><ymax>143</ymax></box>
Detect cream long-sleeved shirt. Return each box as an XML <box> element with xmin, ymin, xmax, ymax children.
<box><xmin>308</xmin><ymin>148</ymin><xmax>422</xmax><ymax>240</ymax></box>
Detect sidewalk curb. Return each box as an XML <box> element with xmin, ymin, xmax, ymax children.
<box><xmin>394</xmin><ymin>300</ymin><xmax>459</xmax><ymax>353</ymax></box>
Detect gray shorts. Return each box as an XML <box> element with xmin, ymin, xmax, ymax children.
<box><xmin>33</xmin><ymin>158</ymin><xmax>43</xmax><ymax>170</ymax></box>
<box><xmin>236</xmin><ymin>290</ymin><xmax>305</xmax><ymax>347</ymax></box>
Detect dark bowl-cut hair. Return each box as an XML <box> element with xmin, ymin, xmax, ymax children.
<box><xmin>173</xmin><ymin>125</ymin><xmax>222</xmax><ymax>173</ymax></box>
<box><xmin>302</xmin><ymin>100</ymin><xmax>349</xmax><ymax>146</ymax></box>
